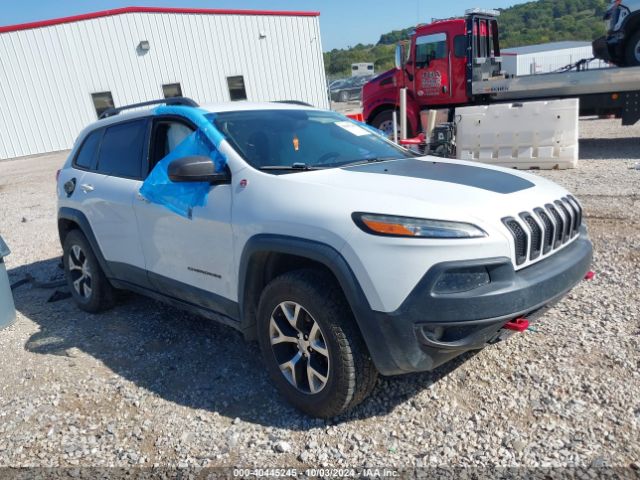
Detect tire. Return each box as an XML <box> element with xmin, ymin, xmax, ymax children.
<box><xmin>370</xmin><ymin>109</ymin><xmax>412</xmax><ymax>139</ymax></box>
<box><xmin>624</xmin><ymin>30</ymin><xmax>640</xmax><ymax>67</ymax></box>
<box><xmin>62</xmin><ymin>229</ymin><xmax>116</xmax><ymax>313</ymax></box>
<box><xmin>339</xmin><ymin>90</ymin><xmax>349</xmax><ymax>103</ymax></box>
<box><xmin>257</xmin><ymin>269</ymin><xmax>378</xmax><ymax>418</ymax></box>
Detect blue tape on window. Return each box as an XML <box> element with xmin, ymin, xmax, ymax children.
<box><xmin>139</xmin><ymin>106</ymin><xmax>227</xmax><ymax>218</ymax></box>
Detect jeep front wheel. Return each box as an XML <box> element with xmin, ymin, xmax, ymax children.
<box><xmin>257</xmin><ymin>269</ymin><xmax>378</xmax><ymax>418</ymax></box>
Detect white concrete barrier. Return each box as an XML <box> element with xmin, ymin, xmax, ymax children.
<box><xmin>456</xmin><ymin>98</ymin><xmax>579</xmax><ymax>169</ymax></box>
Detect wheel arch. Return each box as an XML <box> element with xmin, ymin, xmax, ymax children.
<box><xmin>366</xmin><ymin>102</ymin><xmax>419</xmax><ymax>136</ymax></box>
<box><xmin>237</xmin><ymin>234</ymin><xmax>397</xmax><ymax>373</ymax></box>
<box><xmin>57</xmin><ymin>207</ymin><xmax>113</xmax><ymax>278</ymax></box>
<box><xmin>366</xmin><ymin>103</ymin><xmax>395</xmax><ymax>127</ymax></box>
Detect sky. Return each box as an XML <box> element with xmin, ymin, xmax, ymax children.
<box><xmin>1</xmin><ymin>0</ymin><xmax>526</xmax><ymax>51</ymax></box>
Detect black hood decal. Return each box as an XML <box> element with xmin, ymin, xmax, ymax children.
<box><xmin>343</xmin><ymin>158</ymin><xmax>534</xmax><ymax>194</ymax></box>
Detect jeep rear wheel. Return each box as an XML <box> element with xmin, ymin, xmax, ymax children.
<box><xmin>63</xmin><ymin>229</ymin><xmax>115</xmax><ymax>313</ymax></box>
<box><xmin>257</xmin><ymin>269</ymin><xmax>378</xmax><ymax>418</ymax></box>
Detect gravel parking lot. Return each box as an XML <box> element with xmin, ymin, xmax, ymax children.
<box><xmin>0</xmin><ymin>118</ymin><xmax>638</xmax><ymax>471</ymax></box>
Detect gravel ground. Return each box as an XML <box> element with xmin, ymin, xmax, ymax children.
<box><xmin>0</xmin><ymin>119</ymin><xmax>638</xmax><ymax>472</ymax></box>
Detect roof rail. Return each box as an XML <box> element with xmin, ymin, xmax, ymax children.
<box><xmin>272</xmin><ymin>100</ymin><xmax>313</xmax><ymax>107</ymax></box>
<box><xmin>99</xmin><ymin>97</ymin><xmax>199</xmax><ymax>119</ymax></box>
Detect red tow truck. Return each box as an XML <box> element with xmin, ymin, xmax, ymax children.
<box><xmin>362</xmin><ymin>8</ymin><xmax>640</xmax><ymax>137</ymax></box>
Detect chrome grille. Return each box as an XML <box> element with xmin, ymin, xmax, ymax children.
<box><xmin>521</xmin><ymin>213</ymin><xmax>542</xmax><ymax>260</ymax></box>
<box><xmin>503</xmin><ymin>218</ymin><xmax>528</xmax><ymax>265</ymax></box>
<box><xmin>503</xmin><ymin>197</ymin><xmax>583</xmax><ymax>267</ymax></box>
<box><xmin>534</xmin><ymin>208</ymin><xmax>554</xmax><ymax>254</ymax></box>
<box><xmin>546</xmin><ymin>204</ymin><xmax>565</xmax><ymax>247</ymax></box>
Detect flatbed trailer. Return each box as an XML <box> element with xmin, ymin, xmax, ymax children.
<box><xmin>473</xmin><ymin>66</ymin><xmax>640</xmax><ymax>125</ymax></box>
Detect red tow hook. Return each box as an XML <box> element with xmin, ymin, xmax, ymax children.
<box><xmin>503</xmin><ymin>318</ymin><xmax>530</xmax><ymax>332</ymax></box>
<box><xmin>584</xmin><ymin>271</ymin><xmax>596</xmax><ymax>281</ymax></box>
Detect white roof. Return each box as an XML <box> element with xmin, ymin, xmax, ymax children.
<box><xmin>503</xmin><ymin>41</ymin><xmax>592</xmax><ymax>55</ymax></box>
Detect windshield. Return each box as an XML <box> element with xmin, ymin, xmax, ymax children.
<box><xmin>210</xmin><ymin>110</ymin><xmax>413</xmax><ymax>171</ymax></box>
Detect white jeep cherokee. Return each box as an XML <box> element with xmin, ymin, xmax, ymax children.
<box><xmin>57</xmin><ymin>98</ymin><xmax>593</xmax><ymax>418</ymax></box>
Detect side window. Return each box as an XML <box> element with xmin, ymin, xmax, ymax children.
<box><xmin>96</xmin><ymin>120</ymin><xmax>148</xmax><ymax>179</ymax></box>
<box><xmin>149</xmin><ymin>120</ymin><xmax>195</xmax><ymax>170</ymax></box>
<box><xmin>91</xmin><ymin>91</ymin><xmax>114</xmax><ymax>117</ymax></box>
<box><xmin>74</xmin><ymin>129</ymin><xmax>103</xmax><ymax>170</ymax></box>
<box><xmin>162</xmin><ymin>83</ymin><xmax>182</xmax><ymax>98</ymax></box>
<box><xmin>227</xmin><ymin>75</ymin><xmax>247</xmax><ymax>101</ymax></box>
<box><xmin>415</xmin><ymin>33</ymin><xmax>448</xmax><ymax>66</ymax></box>
<box><xmin>454</xmin><ymin>35</ymin><xmax>468</xmax><ymax>58</ymax></box>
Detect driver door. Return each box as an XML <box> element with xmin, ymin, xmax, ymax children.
<box><xmin>413</xmin><ymin>32</ymin><xmax>452</xmax><ymax>105</ymax></box>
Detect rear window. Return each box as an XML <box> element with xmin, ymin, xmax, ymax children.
<box><xmin>96</xmin><ymin>120</ymin><xmax>147</xmax><ymax>179</ymax></box>
<box><xmin>74</xmin><ymin>129</ymin><xmax>102</xmax><ymax>169</ymax></box>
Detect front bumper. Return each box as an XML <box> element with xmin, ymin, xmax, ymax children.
<box><xmin>367</xmin><ymin>230</ymin><xmax>593</xmax><ymax>375</ymax></box>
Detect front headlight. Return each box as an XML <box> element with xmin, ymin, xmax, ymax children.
<box><xmin>352</xmin><ymin>213</ymin><xmax>486</xmax><ymax>239</ymax></box>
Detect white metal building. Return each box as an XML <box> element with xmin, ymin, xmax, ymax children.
<box><xmin>502</xmin><ymin>41</ymin><xmax>609</xmax><ymax>76</ymax></box>
<box><xmin>0</xmin><ymin>7</ymin><xmax>328</xmax><ymax>160</ymax></box>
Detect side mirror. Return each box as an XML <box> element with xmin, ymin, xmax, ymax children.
<box><xmin>168</xmin><ymin>156</ymin><xmax>230</xmax><ymax>185</ymax></box>
<box><xmin>394</xmin><ymin>42</ymin><xmax>407</xmax><ymax>70</ymax></box>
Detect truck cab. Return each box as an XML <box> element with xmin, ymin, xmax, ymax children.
<box><xmin>363</xmin><ymin>9</ymin><xmax>502</xmax><ymax>135</ymax></box>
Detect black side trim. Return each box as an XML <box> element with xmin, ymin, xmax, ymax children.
<box><xmin>147</xmin><ymin>269</ymin><xmax>239</xmax><ymax>321</ymax></box>
<box><xmin>238</xmin><ymin>234</ymin><xmax>401</xmax><ymax>374</ymax></box>
<box><xmin>110</xmin><ymin>276</ymin><xmax>240</xmax><ymax>330</ymax></box>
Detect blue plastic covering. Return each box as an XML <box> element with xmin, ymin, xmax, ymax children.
<box><xmin>139</xmin><ymin>106</ymin><xmax>227</xmax><ymax>218</ymax></box>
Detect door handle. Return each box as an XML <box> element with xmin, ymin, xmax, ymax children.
<box><xmin>80</xmin><ymin>183</ymin><xmax>94</xmax><ymax>193</ymax></box>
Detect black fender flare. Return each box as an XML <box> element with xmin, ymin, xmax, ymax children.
<box><xmin>57</xmin><ymin>207</ymin><xmax>113</xmax><ymax>278</ymax></box>
<box><xmin>237</xmin><ymin>234</ymin><xmax>400</xmax><ymax>374</ymax></box>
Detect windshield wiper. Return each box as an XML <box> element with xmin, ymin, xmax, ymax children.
<box><xmin>338</xmin><ymin>156</ymin><xmax>400</xmax><ymax>168</ymax></box>
<box><xmin>259</xmin><ymin>162</ymin><xmax>325</xmax><ymax>171</ymax></box>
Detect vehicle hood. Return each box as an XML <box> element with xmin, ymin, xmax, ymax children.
<box><xmin>283</xmin><ymin>157</ymin><xmax>570</xmax><ymax>226</ymax></box>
